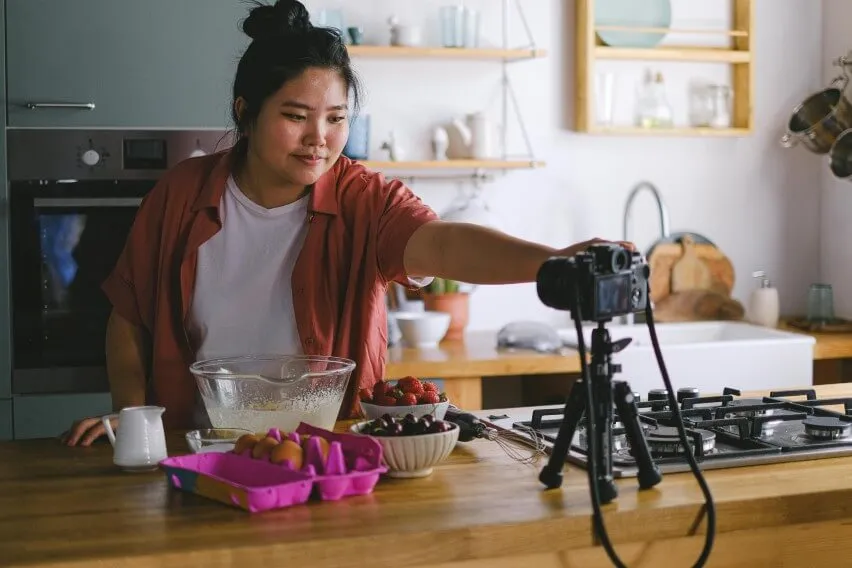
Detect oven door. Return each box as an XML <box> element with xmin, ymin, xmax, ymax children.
<box><xmin>10</xmin><ymin>180</ymin><xmax>154</xmax><ymax>395</ymax></box>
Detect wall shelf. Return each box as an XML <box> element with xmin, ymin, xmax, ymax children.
<box><xmin>594</xmin><ymin>45</ymin><xmax>751</xmax><ymax>64</ymax></box>
<box><xmin>589</xmin><ymin>126</ymin><xmax>751</xmax><ymax>137</ymax></box>
<box><xmin>347</xmin><ymin>45</ymin><xmax>546</xmax><ymax>62</ymax></box>
<box><xmin>359</xmin><ymin>159</ymin><xmax>545</xmax><ymax>171</ymax></box>
<box><xmin>575</xmin><ymin>0</ymin><xmax>754</xmax><ymax>136</ymax></box>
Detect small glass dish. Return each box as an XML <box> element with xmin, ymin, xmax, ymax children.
<box><xmin>185</xmin><ymin>428</ymin><xmax>253</xmax><ymax>454</ymax></box>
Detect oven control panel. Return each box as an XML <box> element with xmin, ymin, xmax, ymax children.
<box><xmin>8</xmin><ymin>129</ymin><xmax>236</xmax><ymax>181</ymax></box>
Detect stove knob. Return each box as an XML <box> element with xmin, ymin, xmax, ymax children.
<box><xmin>677</xmin><ymin>387</ymin><xmax>700</xmax><ymax>403</ymax></box>
<box><xmin>81</xmin><ymin>149</ymin><xmax>100</xmax><ymax>166</ymax></box>
<box><xmin>647</xmin><ymin>389</ymin><xmax>668</xmax><ymax>401</ymax></box>
<box><xmin>647</xmin><ymin>388</ymin><xmax>668</xmax><ymax>410</ymax></box>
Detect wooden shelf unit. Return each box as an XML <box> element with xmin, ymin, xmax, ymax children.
<box><xmin>575</xmin><ymin>0</ymin><xmax>754</xmax><ymax>136</ymax></box>
<box><xmin>347</xmin><ymin>45</ymin><xmax>546</xmax><ymax>62</ymax></box>
<box><xmin>359</xmin><ymin>159</ymin><xmax>545</xmax><ymax>171</ymax></box>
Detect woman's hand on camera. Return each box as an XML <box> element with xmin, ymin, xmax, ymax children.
<box><xmin>61</xmin><ymin>415</ymin><xmax>117</xmax><ymax>447</ymax></box>
<box><xmin>557</xmin><ymin>238</ymin><xmax>636</xmax><ymax>258</ymax></box>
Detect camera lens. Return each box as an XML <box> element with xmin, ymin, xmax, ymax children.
<box><xmin>536</xmin><ymin>257</ymin><xmax>575</xmax><ymax>311</ymax></box>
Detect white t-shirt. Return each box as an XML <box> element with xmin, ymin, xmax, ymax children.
<box><xmin>188</xmin><ymin>176</ymin><xmax>309</xmax><ymax>361</ymax></box>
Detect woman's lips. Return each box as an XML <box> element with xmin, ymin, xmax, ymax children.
<box><xmin>294</xmin><ymin>155</ymin><xmax>324</xmax><ymax>166</ymax></box>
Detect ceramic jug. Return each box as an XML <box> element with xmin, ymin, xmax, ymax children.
<box><xmin>102</xmin><ymin>406</ymin><xmax>167</xmax><ymax>472</ymax></box>
<box><xmin>446</xmin><ymin>112</ymin><xmax>500</xmax><ymax>159</ymax></box>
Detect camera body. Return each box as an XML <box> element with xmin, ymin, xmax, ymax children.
<box><xmin>536</xmin><ymin>244</ymin><xmax>650</xmax><ymax>322</ymax></box>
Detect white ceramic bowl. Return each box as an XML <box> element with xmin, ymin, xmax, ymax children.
<box><xmin>360</xmin><ymin>400</ymin><xmax>449</xmax><ymax>421</ymax></box>
<box><xmin>350</xmin><ymin>421</ymin><xmax>460</xmax><ymax>478</ymax></box>
<box><xmin>393</xmin><ymin>311</ymin><xmax>451</xmax><ymax>348</ymax></box>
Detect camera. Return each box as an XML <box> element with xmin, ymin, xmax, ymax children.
<box><xmin>536</xmin><ymin>243</ymin><xmax>650</xmax><ymax>322</ymax></box>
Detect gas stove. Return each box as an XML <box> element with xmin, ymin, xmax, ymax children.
<box><xmin>486</xmin><ymin>387</ymin><xmax>852</xmax><ymax>477</ymax></box>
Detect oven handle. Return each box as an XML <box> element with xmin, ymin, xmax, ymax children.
<box><xmin>33</xmin><ymin>197</ymin><xmax>142</xmax><ymax>208</ymax></box>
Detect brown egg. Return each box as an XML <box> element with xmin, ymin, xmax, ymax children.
<box><xmin>251</xmin><ymin>436</ymin><xmax>279</xmax><ymax>460</ymax></box>
<box><xmin>270</xmin><ymin>440</ymin><xmax>303</xmax><ymax>469</ymax></box>
<box><xmin>233</xmin><ymin>433</ymin><xmax>260</xmax><ymax>455</ymax></box>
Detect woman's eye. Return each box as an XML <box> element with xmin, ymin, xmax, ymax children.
<box><xmin>284</xmin><ymin>113</ymin><xmax>306</xmax><ymax>121</ymax></box>
<box><xmin>330</xmin><ymin>116</ymin><xmax>347</xmax><ymax>124</ymax></box>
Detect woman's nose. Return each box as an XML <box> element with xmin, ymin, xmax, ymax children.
<box><xmin>303</xmin><ymin>120</ymin><xmax>327</xmax><ymax>147</ymax></box>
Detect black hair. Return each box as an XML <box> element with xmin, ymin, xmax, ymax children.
<box><xmin>231</xmin><ymin>0</ymin><xmax>362</xmax><ymax>162</ymax></box>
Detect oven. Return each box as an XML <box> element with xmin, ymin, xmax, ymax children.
<box><xmin>8</xmin><ymin>129</ymin><xmax>233</xmax><ymax>396</ymax></box>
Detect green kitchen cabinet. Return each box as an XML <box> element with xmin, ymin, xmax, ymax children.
<box><xmin>0</xmin><ymin>400</ymin><xmax>11</xmax><ymax>441</ymax></box>
<box><xmin>6</xmin><ymin>0</ymin><xmax>248</xmax><ymax>128</ymax></box>
<box><xmin>13</xmin><ymin>394</ymin><xmax>112</xmax><ymax>440</ymax></box>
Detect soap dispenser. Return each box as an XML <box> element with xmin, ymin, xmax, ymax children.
<box><xmin>747</xmin><ymin>271</ymin><xmax>780</xmax><ymax>328</ymax></box>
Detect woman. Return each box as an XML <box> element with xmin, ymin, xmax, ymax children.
<box><xmin>64</xmin><ymin>0</ymin><xmax>631</xmax><ymax>446</ymax></box>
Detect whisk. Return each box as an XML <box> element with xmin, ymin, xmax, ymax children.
<box><xmin>445</xmin><ymin>406</ymin><xmax>547</xmax><ymax>465</ymax></box>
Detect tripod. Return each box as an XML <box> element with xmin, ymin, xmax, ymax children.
<box><xmin>539</xmin><ymin>321</ymin><xmax>662</xmax><ymax>503</ymax></box>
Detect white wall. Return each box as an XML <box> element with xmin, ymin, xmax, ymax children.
<box><xmin>821</xmin><ymin>0</ymin><xmax>852</xmax><ymax>318</ymax></box>
<box><xmin>308</xmin><ymin>0</ymin><xmax>824</xmax><ymax>330</ymax></box>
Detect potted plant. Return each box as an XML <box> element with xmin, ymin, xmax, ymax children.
<box><xmin>422</xmin><ymin>277</ymin><xmax>470</xmax><ymax>341</ymax></box>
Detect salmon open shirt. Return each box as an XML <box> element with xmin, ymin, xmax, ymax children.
<box><xmin>101</xmin><ymin>151</ymin><xmax>438</xmax><ymax>429</ymax></box>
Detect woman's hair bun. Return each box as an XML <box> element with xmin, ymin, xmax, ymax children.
<box><xmin>242</xmin><ymin>0</ymin><xmax>312</xmax><ymax>41</ymax></box>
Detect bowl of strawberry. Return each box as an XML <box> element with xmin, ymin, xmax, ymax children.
<box><xmin>350</xmin><ymin>413</ymin><xmax>459</xmax><ymax>478</ymax></box>
<box><xmin>359</xmin><ymin>376</ymin><xmax>450</xmax><ymax>421</ymax></box>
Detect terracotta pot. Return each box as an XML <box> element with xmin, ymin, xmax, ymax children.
<box><xmin>423</xmin><ymin>293</ymin><xmax>469</xmax><ymax>341</ymax></box>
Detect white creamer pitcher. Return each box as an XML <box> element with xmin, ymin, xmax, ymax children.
<box><xmin>102</xmin><ymin>406</ymin><xmax>167</xmax><ymax>471</ymax></box>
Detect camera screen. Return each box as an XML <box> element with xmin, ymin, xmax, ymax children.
<box><xmin>596</xmin><ymin>273</ymin><xmax>632</xmax><ymax>317</ymax></box>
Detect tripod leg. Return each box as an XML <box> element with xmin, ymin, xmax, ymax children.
<box><xmin>591</xmin><ymin>365</ymin><xmax>618</xmax><ymax>504</ymax></box>
<box><xmin>539</xmin><ymin>379</ymin><xmax>587</xmax><ymax>489</ymax></box>
<box><xmin>613</xmin><ymin>381</ymin><xmax>662</xmax><ymax>490</ymax></box>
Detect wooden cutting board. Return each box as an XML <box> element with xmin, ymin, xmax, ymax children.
<box><xmin>653</xmin><ymin>289</ymin><xmax>745</xmax><ymax>323</ymax></box>
<box><xmin>648</xmin><ymin>238</ymin><xmax>735</xmax><ymax>302</ymax></box>
<box><xmin>670</xmin><ymin>235</ymin><xmax>711</xmax><ymax>293</ymax></box>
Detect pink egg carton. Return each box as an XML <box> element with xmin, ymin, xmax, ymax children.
<box><xmin>159</xmin><ymin>422</ymin><xmax>386</xmax><ymax>513</ymax></box>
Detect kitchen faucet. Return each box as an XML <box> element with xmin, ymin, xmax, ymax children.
<box><xmin>621</xmin><ymin>181</ymin><xmax>671</xmax><ymax>325</ymax></box>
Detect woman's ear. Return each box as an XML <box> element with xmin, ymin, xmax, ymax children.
<box><xmin>234</xmin><ymin>97</ymin><xmax>248</xmax><ymax>128</ymax></box>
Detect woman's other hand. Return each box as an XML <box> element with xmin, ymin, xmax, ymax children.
<box><xmin>61</xmin><ymin>415</ymin><xmax>117</xmax><ymax>447</ymax></box>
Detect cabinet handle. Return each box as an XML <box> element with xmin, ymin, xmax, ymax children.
<box><xmin>25</xmin><ymin>102</ymin><xmax>96</xmax><ymax>110</ymax></box>
<box><xmin>34</xmin><ymin>197</ymin><xmax>141</xmax><ymax>208</ymax></box>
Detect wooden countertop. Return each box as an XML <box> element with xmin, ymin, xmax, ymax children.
<box><xmin>386</xmin><ymin>322</ymin><xmax>852</xmax><ymax>380</ymax></box>
<box><xmin>3</xmin><ymin>384</ymin><xmax>852</xmax><ymax>568</ymax></box>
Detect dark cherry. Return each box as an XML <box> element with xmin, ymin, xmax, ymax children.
<box><xmin>386</xmin><ymin>422</ymin><xmax>404</xmax><ymax>436</ymax></box>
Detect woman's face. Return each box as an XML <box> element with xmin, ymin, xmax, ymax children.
<box><xmin>240</xmin><ymin>67</ymin><xmax>350</xmax><ymax>187</ymax></box>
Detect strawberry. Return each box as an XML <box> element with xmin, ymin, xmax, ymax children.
<box><xmin>418</xmin><ymin>391</ymin><xmax>440</xmax><ymax>405</ymax></box>
<box><xmin>375</xmin><ymin>395</ymin><xmax>398</xmax><ymax>406</ymax></box>
<box><xmin>397</xmin><ymin>392</ymin><xmax>418</xmax><ymax>406</ymax></box>
<box><xmin>397</xmin><ymin>376</ymin><xmax>422</xmax><ymax>394</ymax></box>
<box><xmin>423</xmin><ymin>381</ymin><xmax>439</xmax><ymax>393</ymax></box>
<box><xmin>359</xmin><ymin>388</ymin><xmax>373</xmax><ymax>402</ymax></box>
<box><xmin>372</xmin><ymin>381</ymin><xmax>390</xmax><ymax>399</ymax></box>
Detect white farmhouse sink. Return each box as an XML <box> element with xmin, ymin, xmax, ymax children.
<box><xmin>557</xmin><ymin>321</ymin><xmax>816</xmax><ymax>396</ymax></box>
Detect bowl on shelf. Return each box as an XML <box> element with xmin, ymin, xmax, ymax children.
<box><xmin>393</xmin><ymin>311</ymin><xmax>451</xmax><ymax>348</ymax></box>
<box><xmin>185</xmin><ymin>428</ymin><xmax>254</xmax><ymax>454</ymax></box>
<box><xmin>190</xmin><ymin>355</ymin><xmax>356</xmax><ymax>433</ymax></box>
<box><xmin>349</xmin><ymin>418</ymin><xmax>459</xmax><ymax>478</ymax></box>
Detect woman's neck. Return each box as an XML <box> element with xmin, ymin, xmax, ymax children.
<box><xmin>234</xmin><ymin>150</ymin><xmax>308</xmax><ymax>209</ymax></box>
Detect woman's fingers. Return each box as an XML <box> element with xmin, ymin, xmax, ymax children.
<box><xmin>64</xmin><ymin>417</ymin><xmax>105</xmax><ymax>447</ymax></box>
<box><xmin>80</xmin><ymin>422</ymin><xmax>109</xmax><ymax>447</ymax></box>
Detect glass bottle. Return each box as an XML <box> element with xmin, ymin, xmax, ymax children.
<box><xmin>635</xmin><ymin>70</ymin><xmax>674</xmax><ymax>129</ymax></box>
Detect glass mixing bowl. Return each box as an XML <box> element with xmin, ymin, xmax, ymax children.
<box><xmin>190</xmin><ymin>355</ymin><xmax>356</xmax><ymax>433</ymax></box>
